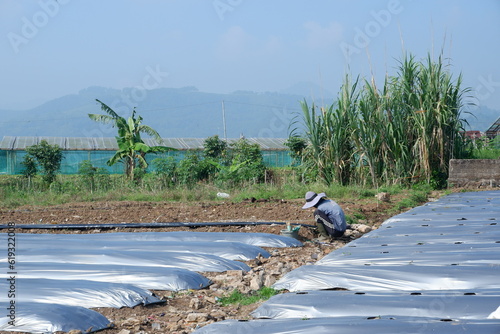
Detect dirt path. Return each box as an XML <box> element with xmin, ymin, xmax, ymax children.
<box><xmin>0</xmin><ymin>196</ymin><xmax>394</xmax><ymax>229</ymax></box>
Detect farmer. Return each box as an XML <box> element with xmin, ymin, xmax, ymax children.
<box><xmin>302</xmin><ymin>191</ymin><xmax>347</xmax><ymax>240</ymax></box>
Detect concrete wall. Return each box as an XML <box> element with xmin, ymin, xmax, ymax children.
<box><xmin>448</xmin><ymin>159</ymin><xmax>500</xmax><ymax>188</ymax></box>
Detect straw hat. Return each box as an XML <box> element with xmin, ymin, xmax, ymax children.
<box><xmin>302</xmin><ymin>191</ymin><xmax>326</xmax><ymax>209</ymax></box>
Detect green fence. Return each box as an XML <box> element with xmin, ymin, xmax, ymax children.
<box><xmin>0</xmin><ymin>149</ymin><xmax>293</xmax><ymax>175</ymax></box>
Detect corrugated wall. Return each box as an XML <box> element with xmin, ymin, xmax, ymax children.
<box><xmin>0</xmin><ymin>137</ymin><xmax>293</xmax><ymax>175</ymax></box>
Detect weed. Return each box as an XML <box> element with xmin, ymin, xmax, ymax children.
<box><xmin>345</xmin><ymin>214</ymin><xmax>357</xmax><ymax>226</ymax></box>
<box><xmin>217</xmin><ymin>287</ymin><xmax>281</xmax><ymax>306</ymax></box>
<box><xmin>353</xmin><ymin>211</ymin><xmax>367</xmax><ymax>220</ymax></box>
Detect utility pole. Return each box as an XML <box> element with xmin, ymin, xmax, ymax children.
<box><xmin>222</xmin><ymin>100</ymin><xmax>227</xmax><ymax>142</ymax></box>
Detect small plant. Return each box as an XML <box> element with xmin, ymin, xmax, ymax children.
<box><xmin>21</xmin><ymin>155</ymin><xmax>37</xmax><ymax>187</ymax></box>
<box><xmin>152</xmin><ymin>156</ymin><xmax>178</xmax><ymax>188</ymax></box>
<box><xmin>217</xmin><ymin>287</ymin><xmax>281</xmax><ymax>306</ymax></box>
<box><xmin>410</xmin><ymin>191</ymin><xmax>428</xmax><ymax>204</ymax></box>
<box><xmin>392</xmin><ymin>189</ymin><xmax>428</xmax><ymax>212</ymax></box>
<box><xmin>353</xmin><ymin>211</ymin><xmax>367</xmax><ymax>220</ymax></box>
<box><xmin>345</xmin><ymin>214</ymin><xmax>357</xmax><ymax>226</ymax></box>
<box><xmin>358</xmin><ymin>189</ymin><xmax>376</xmax><ymax>198</ymax></box>
<box><xmin>78</xmin><ymin>160</ymin><xmax>111</xmax><ymax>192</ymax></box>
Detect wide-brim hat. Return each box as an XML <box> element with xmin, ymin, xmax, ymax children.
<box><xmin>302</xmin><ymin>191</ymin><xmax>326</xmax><ymax>209</ymax></box>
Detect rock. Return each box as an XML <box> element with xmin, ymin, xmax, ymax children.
<box><xmin>167</xmin><ymin>323</ymin><xmax>182</xmax><ymax>332</ymax></box>
<box><xmin>186</xmin><ymin>313</ymin><xmax>209</xmax><ymax>322</ymax></box>
<box><xmin>251</xmin><ymin>258</ymin><xmax>262</xmax><ymax>266</ymax></box>
<box><xmin>167</xmin><ymin>306</ymin><xmax>179</xmax><ymax>313</ymax></box>
<box><xmin>205</xmin><ymin>295</ymin><xmax>217</xmax><ymax>304</ymax></box>
<box><xmin>344</xmin><ymin>230</ymin><xmax>362</xmax><ymax>239</ymax></box>
<box><xmin>240</xmin><ymin>285</ymin><xmax>252</xmax><ymax>294</ymax></box>
<box><xmin>280</xmin><ymin>264</ymin><xmax>292</xmax><ymax>275</ymax></box>
<box><xmin>116</xmin><ymin>330</ymin><xmax>130</xmax><ymax>334</ymax></box>
<box><xmin>264</xmin><ymin>275</ymin><xmax>276</xmax><ymax>286</ymax></box>
<box><xmin>351</xmin><ymin>231</ymin><xmax>362</xmax><ymax>238</ymax></box>
<box><xmin>189</xmin><ymin>297</ymin><xmax>201</xmax><ymax>310</ymax></box>
<box><xmin>249</xmin><ymin>274</ymin><xmax>264</xmax><ymax>290</ymax></box>
<box><xmin>355</xmin><ymin>224</ymin><xmax>372</xmax><ymax>233</ymax></box>
<box><xmin>226</xmin><ymin>270</ymin><xmax>243</xmax><ymax>279</ymax></box>
<box><xmin>210</xmin><ymin>309</ymin><xmax>226</xmax><ymax>320</ymax></box>
<box><xmin>121</xmin><ymin>317</ymin><xmax>142</xmax><ymax>327</ymax></box>
<box><xmin>168</xmin><ymin>315</ymin><xmax>182</xmax><ymax>323</ymax></box>
<box><xmin>67</xmin><ymin>330</ymin><xmax>82</xmax><ymax>334</ymax></box>
<box><xmin>375</xmin><ymin>192</ymin><xmax>390</xmax><ymax>202</ymax></box>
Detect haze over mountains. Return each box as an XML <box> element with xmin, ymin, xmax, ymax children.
<box><xmin>1</xmin><ymin>86</ymin><xmax>315</xmax><ymax>139</ymax></box>
<box><xmin>0</xmin><ymin>86</ymin><xmax>497</xmax><ymax>139</ymax></box>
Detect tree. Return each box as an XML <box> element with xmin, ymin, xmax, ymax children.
<box><xmin>88</xmin><ymin>99</ymin><xmax>174</xmax><ymax>179</ymax></box>
<box><xmin>20</xmin><ymin>155</ymin><xmax>37</xmax><ymax>187</ymax></box>
<box><xmin>23</xmin><ymin>140</ymin><xmax>64</xmax><ymax>185</ymax></box>
<box><xmin>227</xmin><ymin>138</ymin><xmax>266</xmax><ymax>184</ymax></box>
<box><xmin>203</xmin><ymin>135</ymin><xmax>228</xmax><ymax>161</ymax></box>
<box><xmin>284</xmin><ymin>136</ymin><xmax>307</xmax><ymax>166</ymax></box>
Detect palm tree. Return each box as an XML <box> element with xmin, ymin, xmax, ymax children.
<box><xmin>89</xmin><ymin>99</ymin><xmax>174</xmax><ymax>179</ymax></box>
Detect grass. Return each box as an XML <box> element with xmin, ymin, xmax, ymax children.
<box><xmin>471</xmin><ymin>148</ymin><xmax>500</xmax><ymax>159</ymax></box>
<box><xmin>0</xmin><ymin>173</ymin><xmax>437</xmax><ymax>209</ymax></box>
<box><xmin>386</xmin><ymin>187</ymin><xmax>432</xmax><ymax>214</ymax></box>
<box><xmin>217</xmin><ymin>287</ymin><xmax>282</xmax><ymax>306</ymax></box>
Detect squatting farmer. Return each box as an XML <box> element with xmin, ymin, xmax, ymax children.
<box><xmin>302</xmin><ymin>191</ymin><xmax>347</xmax><ymax>241</ymax></box>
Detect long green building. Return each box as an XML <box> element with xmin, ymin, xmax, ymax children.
<box><xmin>0</xmin><ymin>136</ymin><xmax>292</xmax><ymax>175</ymax></box>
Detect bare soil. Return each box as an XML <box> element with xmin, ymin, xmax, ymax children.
<box><xmin>0</xmin><ymin>194</ymin><xmax>418</xmax><ymax>334</ymax></box>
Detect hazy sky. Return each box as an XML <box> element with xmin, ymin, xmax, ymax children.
<box><xmin>1</xmin><ymin>0</ymin><xmax>499</xmax><ymax>114</ymax></box>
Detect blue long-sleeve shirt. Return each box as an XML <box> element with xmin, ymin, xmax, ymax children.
<box><xmin>316</xmin><ymin>199</ymin><xmax>347</xmax><ymax>232</ymax></box>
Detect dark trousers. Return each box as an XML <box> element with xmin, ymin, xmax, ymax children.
<box><xmin>314</xmin><ymin>209</ymin><xmax>344</xmax><ymax>237</ymax></box>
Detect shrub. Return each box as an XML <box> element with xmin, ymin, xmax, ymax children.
<box><xmin>203</xmin><ymin>135</ymin><xmax>228</xmax><ymax>161</ymax></box>
<box><xmin>177</xmin><ymin>152</ymin><xmax>212</xmax><ymax>186</ymax></box>
<box><xmin>285</xmin><ymin>136</ymin><xmax>307</xmax><ymax>166</ymax></box>
<box><xmin>152</xmin><ymin>156</ymin><xmax>178</xmax><ymax>188</ymax></box>
<box><xmin>21</xmin><ymin>155</ymin><xmax>37</xmax><ymax>181</ymax></box>
<box><xmin>78</xmin><ymin>160</ymin><xmax>111</xmax><ymax>192</ymax></box>
<box><xmin>24</xmin><ymin>140</ymin><xmax>64</xmax><ymax>185</ymax></box>
<box><xmin>227</xmin><ymin>138</ymin><xmax>266</xmax><ymax>184</ymax></box>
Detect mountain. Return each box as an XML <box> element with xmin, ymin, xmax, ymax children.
<box><xmin>280</xmin><ymin>81</ymin><xmax>334</xmax><ymax>100</ymax></box>
<box><xmin>0</xmin><ymin>87</ymin><xmax>311</xmax><ymax>139</ymax></box>
<box><xmin>2</xmin><ymin>86</ymin><xmax>497</xmax><ymax>139</ymax></box>
<box><xmin>463</xmin><ymin>106</ymin><xmax>500</xmax><ymax>132</ymax></box>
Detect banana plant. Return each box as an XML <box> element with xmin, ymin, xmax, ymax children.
<box><xmin>89</xmin><ymin>99</ymin><xmax>175</xmax><ymax>179</ymax></box>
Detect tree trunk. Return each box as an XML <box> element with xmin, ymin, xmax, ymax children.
<box><xmin>125</xmin><ymin>156</ymin><xmax>135</xmax><ymax>180</ymax></box>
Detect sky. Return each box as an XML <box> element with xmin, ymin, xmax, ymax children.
<box><xmin>1</xmin><ymin>0</ymin><xmax>499</xmax><ymax>121</ymax></box>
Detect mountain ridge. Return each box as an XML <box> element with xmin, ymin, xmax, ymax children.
<box><xmin>0</xmin><ymin>86</ymin><xmax>497</xmax><ymax>139</ymax></box>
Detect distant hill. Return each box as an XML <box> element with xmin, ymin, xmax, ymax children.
<box><xmin>279</xmin><ymin>81</ymin><xmax>334</xmax><ymax>100</ymax></box>
<box><xmin>463</xmin><ymin>106</ymin><xmax>500</xmax><ymax>132</ymax></box>
<box><xmin>1</xmin><ymin>86</ymin><xmax>497</xmax><ymax>139</ymax></box>
<box><xmin>0</xmin><ymin>86</ymin><xmax>315</xmax><ymax>139</ymax></box>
